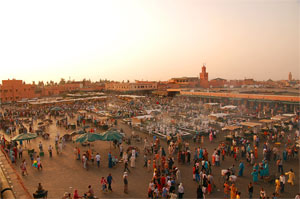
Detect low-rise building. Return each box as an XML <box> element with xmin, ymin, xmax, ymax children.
<box><xmin>209</xmin><ymin>78</ymin><xmax>227</xmax><ymax>88</ymax></box>
<box><xmin>105</xmin><ymin>81</ymin><xmax>157</xmax><ymax>92</ymax></box>
<box><xmin>0</xmin><ymin>79</ymin><xmax>36</xmax><ymax>103</ymax></box>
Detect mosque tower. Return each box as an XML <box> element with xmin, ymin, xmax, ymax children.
<box><xmin>199</xmin><ymin>64</ymin><xmax>209</xmax><ymax>88</ymax></box>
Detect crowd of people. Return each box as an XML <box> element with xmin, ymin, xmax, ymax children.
<box><xmin>0</xmin><ymin>95</ymin><xmax>299</xmax><ymax>199</ymax></box>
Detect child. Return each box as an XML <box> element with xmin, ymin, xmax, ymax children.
<box><xmin>100</xmin><ymin>177</ymin><xmax>107</xmax><ymax>192</ymax></box>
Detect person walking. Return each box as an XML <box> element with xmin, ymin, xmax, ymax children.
<box><xmin>18</xmin><ymin>146</ymin><xmax>23</xmax><ymax>159</ymax></box>
<box><xmin>275</xmin><ymin>178</ymin><xmax>280</xmax><ymax>196</ymax></box>
<box><xmin>95</xmin><ymin>153</ymin><xmax>101</xmax><ymax>168</ymax></box>
<box><xmin>260</xmin><ymin>188</ymin><xmax>267</xmax><ymax>199</ymax></box>
<box><xmin>285</xmin><ymin>169</ymin><xmax>295</xmax><ymax>186</ymax></box>
<box><xmin>48</xmin><ymin>145</ymin><xmax>53</xmax><ymax>158</ymax></box>
<box><xmin>39</xmin><ymin>142</ymin><xmax>43</xmax><ymax>152</ymax></box>
<box><xmin>238</xmin><ymin>161</ymin><xmax>244</xmax><ymax>177</ymax></box>
<box><xmin>251</xmin><ymin>169</ymin><xmax>258</xmax><ymax>184</ymax></box>
<box><xmin>248</xmin><ymin>182</ymin><xmax>253</xmax><ymax>199</ymax></box>
<box><xmin>119</xmin><ymin>145</ymin><xmax>123</xmax><ymax>158</ymax></box>
<box><xmin>108</xmin><ymin>152</ymin><xmax>113</xmax><ymax>168</ymax></box>
<box><xmin>20</xmin><ymin>159</ymin><xmax>28</xmax><ymax>176</ymax></box>
<box><xmin>280</xmin><ymin>173</ymin><xmax>285</xmax><ymax>193</ymax></box>
<box><xmin>100</xmin><ymin>177</ymin><xmax>108</xmax><ymax>192</ymax></box>
<box><xmin>123</xmin><ymin>172</ymin><xmax>128</xmax><ymax>194</ymax></box>
<box><xmin>36</xmin><ymin>156</ymin><xmax>42</xmax><ymax>170</ymax></box>
<box><xmin>176</xmin><ymin>168</ymin><xmax>182</xmax><ymax>183</ymax></box>
<box><xmin>107</xmin><ymin>173</ymin><xmax>114</xmax><ymax>192</ymax></box>
<box><xmin>230</xmin><ymin>183</ymin><xmax>237</xmax><ymax>199</ymax></box>
<box><xmin>130</xmin><ymin>155</ymin><xmax>136</xmax><ymax>168</ymax></box>
<box><xmin>277</xmin><ymin>158</ymin><xmax>283</xmax><ymax>174</ymax></box>
<box><xmin>124</xmin><ymin>160</ymin><xmax>130</xmax><ymax>173</ymax></box>
<box><xmin>178</xmin><ymin>183</ymin><xmax>184</xmax><ymax>199</ymax></box>
<box><xmin>59</xmin><ymin>141</ymin><xmax>63</xmax><ymax>154</ymax></box>
<box><xmin>197</xmin><ymin>185</ymin><xmax>203</xmax><ymax>199</ymax></box>
<box><xmin>224</xmin><ymin>181</ymin><xmax>230</xmax><ymax>199</ymax></box>
<box><xmin>82</xmin><ymin>154</ymin><xmax>87</xmax><ymax>170</ymax></box>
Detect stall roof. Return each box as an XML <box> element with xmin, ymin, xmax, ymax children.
<box><xmin>135</xmin><ymin>115</ymin><xmax>153</xmax><ymax>119</ymax></box>
<box><xmin>204</xmin><ymin>103</ymin><xmax>219</xmax><ymax>106</ymax></box>
<box><xmin>119</xmin><ymin>95</ymin><xmax>145</xmax><ymax>98</ymax></box>
<box><xmin>240</xmin><ymin>122</ymin><xmax>262</xmax><ymax>128</ymax></box>
<box><xmin>282</xmin><ymin>114</ymin><xmax>296</xmax><ymax>117</ymax></box>
<box><xmin>222</xmin><ymin>125</ymin><xmax>241</xmax><ymax>131</ymax></box>
<box><xmin>271</xmin><ymin>115</ymin><xmax>288</xmax><ymax>121</ymax></box>
<box><xmin>220</xmin><ymin>105</ymin><xmax>237</xmax><ymax>110</ymax></box>
<box><xmin>259</xmin><ymin>119</ymin><xmax>273</xmax><ymax>123</ymax></box>
<box><xmin>145</xmin><ymin>109</ymin><xmax>161</xmax><ymax>114</ymax></box>
<box><xmin>209</xmin><ymin>113</ymin><xmax>229</xmax><ymax>118</ymax></box>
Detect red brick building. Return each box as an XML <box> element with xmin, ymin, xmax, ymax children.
<box><xmin>0</xmin><ymin>79</ymin><xmax>36</xmax><ymax>103</ymax></box>
<box><xmin>209</xmin><ymin>78</ymin><xmax>227</xmax><ymax>88</ymax></box>
<box><xmin>199</xmin><ymin>65</ymin><xmax>209</xmax><ymax>88</ymax></box>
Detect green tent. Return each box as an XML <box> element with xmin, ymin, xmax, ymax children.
<box><xmin>82</xmin><ymin>125</ymin><xmax>90</xmax><ymax>129</ymax></box>
<box><xmin>75</xmin><ymin>133</ymin><xmax>103</xmax><ymax>143</ymax></box>
<box><xmin>50</xmin><ymin>107</ymin><xmax>63</xmax><ymax>111</ymax></box>
<box><xmin>12</xmin><ymin>133</ymin><xmax>38</xmax><ymax>141</ymax></box>
<box><xmin>101</xmin><ymin>129</ymin><xmax>123</xmax><ymax>141</ymax></box>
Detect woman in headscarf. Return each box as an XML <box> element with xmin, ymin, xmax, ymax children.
<box><xmin>285</xmin><ymin>169</ymin><xmax>295</xmax><ymax>186</ymax></box>
<box><xmin>123</xmin><ymin>172</ymin><xmax>128</xmax><ymax>194</ymax></box>
<box><xmin>178</xmin><ymin>183</ymin><xmax>184</xmax><ymax>199</ymax></box>
<box><xmin>108</xmin><ymin>152</ymin><xmax>113</xmax><ymax>168</ymax></box>
<box><xmin>275</xmin><ymin>178</ymin><xmax>280</xmax><ymax>196</ymax></box>
<box><xmin>251</xmin><ymin>169</ymin><xmax>258</xmax><ymax>184</ymax></box>
<box><xmin>197</xmin><ymin>185</ymin><xmax>203</xmax><ymax>199</ymax></box>
<box><xmin>73</xmin><ymin>190</ymin><xmax>80</xmax><ymax>199</ymax></box>
<box><xmin>130</xmin><ymin>155</ymin><xmax>135</xmax><ymax>168</ymax></box>
<box><xmin>230</xmin><ymin>183</ymin><xmax>237</xmax><ymax>199</ymax></box>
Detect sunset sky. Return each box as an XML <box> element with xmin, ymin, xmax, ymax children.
<box><xmin>0</xmin><ymin>0</ymin><xmax>298</xmax><ymax>83</ymax></box>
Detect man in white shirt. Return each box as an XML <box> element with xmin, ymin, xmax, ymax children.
<box><xmin>82</xmin><ymin>155</ymin><xmax>87</xmax><ymax>169</ymax></box>
<box><xmin>95</xmin><ymin>153</ymin><xmax>101</xmax><ymax>168</ymax></box>
<box><xmin>132</xmin><ymin>149</ymin><xmax>136</xmax><ymax>158</ymax></box>
<box><xmin>280</xmin><ymin>174</ymin><xmax>286</xmax><ymax>193</ymax></box>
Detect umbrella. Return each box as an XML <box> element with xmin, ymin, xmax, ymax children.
<box><xmin>101</xmin><ymin>129</ymin><xmax>123</xmax><ymax>141</ymax></box>
<box><xmin>75</xmin><ymin>133</ymin><xmax>103</xmax><ymax>143</ymax></box>
<box><xmin>12</xmin><ymin>133</ymin><xmax>38</xmax><ymax>141</ymax></box>
<box><xmin>50</xmin><ymin>107</ymin><xmax>63</xmax><ymax>111</ymax></box>
<box><xmin>77</xmin><ymin>130</ymin><xmax>86</xmax><ymax>134</ymax></box>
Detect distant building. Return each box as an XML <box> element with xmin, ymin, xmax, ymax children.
<box><xmin>288</xmin><ymin>72</ymin><xmax>292</xmax><ymax>81</ymax></box>
<box><xmin>105</xmin><ymin>81</ymin><xmax>157</xmax><ymax>92</ymax></box>
<box><xmin>169</xmin><ymin>77</ymin><xmax>199</xmax><ymax>87</ymax></box>
<box><xmin>243</xmin><ymin>78</ymin><xmax>255</xmax><ymax>85</ymax></box>
<box><xmin>209</xmin><ymin>78</ymin><xmax>227</xmax><ymax>88</ymax></box>
<box><xmin>199</xmin><ymin>64</ymin><xmax>209</xmax><ymax>88</ymax></box>
<box><xmin>0</xmin><ymin>79</ymin><xmax>36</xmax><ymax>103</ymax></box>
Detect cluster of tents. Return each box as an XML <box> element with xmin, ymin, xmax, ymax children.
<box><xmin>11</xmin><ymin>129</ymin><xmax>123</xmax><ymax>144</ymax></box>
<box><xmin>75</xmin><ymin>129</ymin><xmax>123</xmax><ymax>143</ymax></box>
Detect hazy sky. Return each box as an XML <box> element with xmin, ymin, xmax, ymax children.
<box><xmin>0</xmin><ymin>0</ymin><xmax>298</xmax><ymax>83</ymax></box>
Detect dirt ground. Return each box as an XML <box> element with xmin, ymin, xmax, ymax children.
<box><xmin>1</xmin><ymin>115</ymin><xmax>299</xmax><ymax>199</ymax></box>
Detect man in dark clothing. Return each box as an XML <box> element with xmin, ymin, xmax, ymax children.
<box><xmin>197</xmin><ymin>185</ymin><xmax>203</xmax><ymax>199</ymax></box>
<box><xmin>248</xmin><ymin>182</ymin><xmax>253</xmax><ymax>199</ymax></box>
<box><xmin>124</xmin><ymin>160</ymin><xmax>130</xmax><ymax>173</ymax></box>
<box><xmin>107</xmin><ymin>173</ymin><xmax>113</xmax><ymax>191</ymax></box>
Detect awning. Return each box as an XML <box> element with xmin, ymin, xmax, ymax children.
<box><xmin>259</xmin><ymin>119</ymin><xmax>273</xmax><ymax>123</ymax></box>
<box><xmin>240</xmin><ymin>122</ymin><xmax>262</xmax><ymax>128</ymax></box>
<box><xmin>222</xmin><ymin>125</ymin><xmax>241</xmax><ymax>131</ymax></box>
